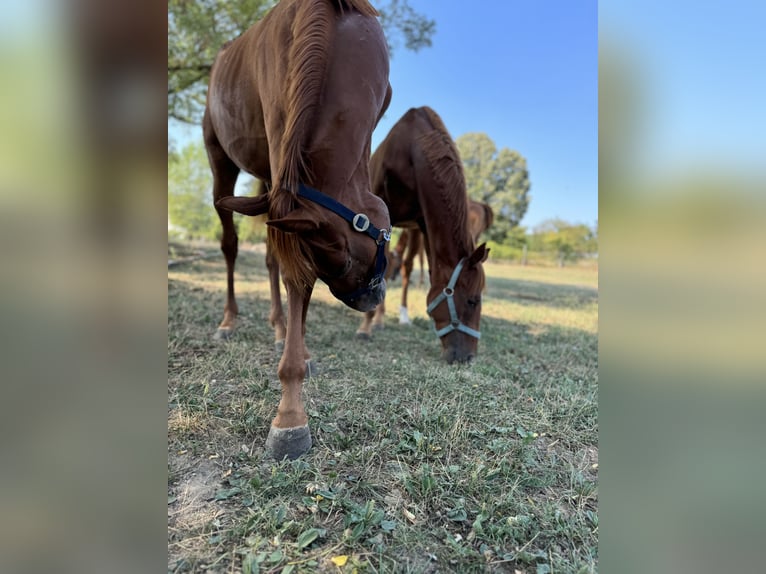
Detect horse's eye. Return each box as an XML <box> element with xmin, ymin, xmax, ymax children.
<box><xmin>467</xmin><ymin>297</ymin><xmax>480</xmax><ymax>307</ymax></box>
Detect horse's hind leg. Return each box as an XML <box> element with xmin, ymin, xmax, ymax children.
<box><xmin>206</xmin><ymin>130</ymin><xmax>241</xmax><ymax>340</ymax></box>
<box><xmin>417</xmin><ymin>241</ymin><xmax>426</xmax><ymax>287</ymax></box>
<box><xmin>266</xmin><ymin>236</ymin><xmax>288</xmax><ymax>353</ymax></box>
<box><xmin>399</xmin><ymin>259</ymin><xmax>412</xmax><ymax>325</ymax></box>
<box><xmin>399</xmin><ymin>232</ymin><xmax>420</xmax><ymax>325</ymax></box>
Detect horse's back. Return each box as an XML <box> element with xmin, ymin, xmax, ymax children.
<box><xmin>205</xmin><ymin>0</ymin><xmax>386</xmax><ymax>185</ymax></box>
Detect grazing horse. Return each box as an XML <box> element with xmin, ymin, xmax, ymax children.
<box><xmin>390</xmin><ymin>198</ymin><xmax>494</xmax><ymax>324</ymax></box>
<box><xmin>204</xmin><ymin>0</ymin><xmax>392</xmax><ymax>459</ymax></box>
<box><xmin>356</xmin><ymin>107</ymin><xmax>489</xmax><ymax>363</ymax></box>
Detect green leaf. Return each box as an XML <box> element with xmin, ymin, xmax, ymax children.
<box><xmin>242</xmin><ymin>553</ymin><xmax>260</xmax><ymax>574</ymax></box>
<box><xmin>214</xmin><ymin>487</ymin><xmax>241</xmax><ymax>500</ymax></box>
<box><xmin>296</xmin><ymin>527</ymin><xmax>326</xmax><ymax>549</ymax></box>
<box><xmin>447</xmin><ymin>508</ymin><xmax>467</xmax><ymax>522</ymax></box>
<box><xmin>281</xmin><ymin>564</ymin><xmax>295</xmax><ymax>574</ymax></box>
<box><xmin>537</xmin><ymin>564</ymin><xmax>551</xmax><ymax>574</ymax></box>
<box><xmin>380</xmin><ymin>519</ymin><xmax>397</xmax><ymax>532</ymax></box>
<box><xmin>268</xmin><ymin>549</ymin><xmax>283</xmax><ymax>563</ymax></box>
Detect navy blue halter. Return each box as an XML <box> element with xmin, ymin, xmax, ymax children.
<box><xmin>297</xmin><ymin>183</ymin><xmax>391</xmax><ymax>305</ymax></box>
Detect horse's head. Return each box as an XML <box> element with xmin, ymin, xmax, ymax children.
<box><xmin>218</xmin><ymin>188</ymin><xmax>391</xmax><ymax>312</ymax></box>
<box><xmin>427</xmin><ymin>243</ymin><xmax>489</xmax><ymax>364</ymax></box>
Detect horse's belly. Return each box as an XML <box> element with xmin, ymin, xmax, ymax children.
<box><xmin>209</xmin><ymin>98</ymin><xmax>271</xmax><ymax>179</ymax></box>
<box><xmin>223</xmin><ymin>135</ymin><xmax>270</xmax><ymax>179</ymax></box>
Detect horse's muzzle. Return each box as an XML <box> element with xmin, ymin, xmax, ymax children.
<box><xmin>336</xmin><ymin>278</ymin><xmax>386</xmax><ymax>312</ymax></box>
<box><xmin>440</xmin><ymin>332</ymin><xmax>477</xmax><ymax>364</ymax></box>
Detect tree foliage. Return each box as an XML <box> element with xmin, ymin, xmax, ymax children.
<box><xmin>168</xmin><ymin>142</ymin><xmax>219</xmax><ymax>240</ymax></box>
<box><xmin>168</xmin><ymin>142</ymin><xmax>267</xmax><ymax>242</ymax></box>
<box><xmin>529</xmin><ymin>219</ymin><xmax>597</xmax><ymax>267</ymax></box>
<box><xmin>455</xmin><ymin>133</ymin><xmax>530</xmax><ymax>243</ymax></box>
<box><xmin>168</xmin><ymin>0</ymin><xmax>435</xmax><ymax>124</ymax></box>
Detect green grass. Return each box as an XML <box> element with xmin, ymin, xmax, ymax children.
<box><xmin>168</xmin><ymin>242</ymin><xmax>598</xmax><ymax>573</ymax></box>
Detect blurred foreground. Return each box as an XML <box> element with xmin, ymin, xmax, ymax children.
<box><xmin>0</xmin><ymin>1</ymin><xmax>166</xmax><ymax>572</ymax></box>
<box><xmin>600</xmin><ymin>6</ymin><xmax>766</xmax><ymax>571</ymax></box>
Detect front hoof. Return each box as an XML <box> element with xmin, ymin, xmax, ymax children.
<box><xmin>214</xmin><ymin>328</ymin><xmax>234</xmax><ymax>340</ymax></box>
<box><xmin>265</xmin><ymin>425</ymin><xmax>312</xmax><ymax>460</ymax></box>
<box><xmin>355</xmin><ymin>331</ymin><xmax>371</xmax><ymax>341</ymax></box>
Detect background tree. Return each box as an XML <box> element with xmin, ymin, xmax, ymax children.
<box><xmin>169</xmin><ymin>142</ymin><xmax>269</xmax><ymax>242</ymax></box>
<box><xmin>168</xmin><ymin>142</ymin><xmax>220</xmax><ymax>240</ymax></box>
<box><xmin>531</xmin><ymin>218</ymin><xmax>597</xmax><ymax>267</ymax></box>
<box><xmin>168</xmin><ymin>0</ymin><xmax>435</xmax><ymax>124</ymax></box>
<box><xmin>456</xmin><ymin>132</ymin><xmax>530</xmax><ymax>243</ymax></box>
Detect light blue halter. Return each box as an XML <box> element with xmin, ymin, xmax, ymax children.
<box><xmin>426</xmin><ymin>258</ymin><xmax>481</xmax><ymax>340</ymax></box>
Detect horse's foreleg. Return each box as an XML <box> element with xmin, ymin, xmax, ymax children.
<box><xmin>266</xmin><ymin>238</ymin><xmax>287</xmax><ymax>353</ymax></box>
<box><xmin>356</xmin><ymin>308</ymin><xmax>375</xmax><ymax>339</ymax></box>
<box><xmin>299</xmin><ymin>291</ymin><xmax>319</xmax><ymax>377</ymax></box>
<box><xmin>266</xmin><ymin>281</ymin><xmax>314</xmax><ymax>460</ymax></box>
<box><xmin>371</xmin><ymin>297</ymin><xmax>386</xmax><ymax>331</ymax></box>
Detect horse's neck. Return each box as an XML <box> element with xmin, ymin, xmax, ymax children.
<box><xmin>422</xmin><ymin>214</ymin><xmax>472</xmax><ymax>286</ymax></box>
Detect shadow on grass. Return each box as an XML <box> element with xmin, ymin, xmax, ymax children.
<box><xmin>485</xmin><ymin>276</ymin><xmax>598</xmax><ymax>310</ymax></box>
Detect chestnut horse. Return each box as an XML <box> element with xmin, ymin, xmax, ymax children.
<box><xmin>205</xmin><ymin>0</ymin><xmax>392</xmax><ymax>459</ymax></box>
<box><xmin>356</xmin><ymin>107</ymin><xmax>489</xmax><ymax>363</ymax></box>
<box><xmin>389</xmin><ymin>198</ymin><xmax>494</xmax><ymax>324</ymax></box>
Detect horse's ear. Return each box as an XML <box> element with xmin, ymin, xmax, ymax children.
<box><xmin>467</xmin><ymin>242</ymin><xmax>489</xmax><ymax>268</ymax></box>
<box><xmin>266</xmin><ymin>210</ymin><xmax>320</xmax><ymax>234</ymax></box>
<box><xmin>216</xmin><ymin>195</ymin><xmax>270</xmax><ymax>216</ymax></box>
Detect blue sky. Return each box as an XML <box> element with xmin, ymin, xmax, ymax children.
<box><xmin>170</xmin><ymin>0</ymin><xmax>598</xmax><ymax>230</ymax></box>
<box><xmin>599</xmin><ymin>0</ymin><xmax>766</xmax><ymax>179</ymax></box>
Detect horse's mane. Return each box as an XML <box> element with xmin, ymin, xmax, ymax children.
<box><xmin>415</xmin><ymin>107</ymin><xmax>473</xmax><ymax>253</ymax></box>
<box><xmin>269</xmin><ymin>0</ymin><xmax>378</xmax><ymax>287</ymax></box>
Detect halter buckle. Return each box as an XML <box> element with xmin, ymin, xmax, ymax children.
<box><xmin>352</xmin><ymin>213</ymin><xmax>370</xmax><ymax>232</ymax></box>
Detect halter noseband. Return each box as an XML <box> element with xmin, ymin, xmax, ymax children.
<box><xmin>426</xmin><ymin>258</ymin><xmax>481</xmax><ymax>340</ymax></box>
<box><xmin>297</xmin><ymin>184</ymin><xmax>391</xmax><ymax>305</ymax></box>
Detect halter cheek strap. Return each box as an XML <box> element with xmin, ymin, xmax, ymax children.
<box><xmin>297</xmin><ymin>184</ymin><xmax>390</xmax><ymax>244</ymax></box>
<box><xmin>426</xmin><ymin>258</ymin><xmax>481</xmax><ymax>340</ymax></box>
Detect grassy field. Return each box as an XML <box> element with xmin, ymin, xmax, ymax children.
<box><xmin>168</xmin><ymin>242</ymin><xmax>598</xmax><ymax>573</ymax></box>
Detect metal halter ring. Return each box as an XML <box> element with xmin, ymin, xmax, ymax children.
<box><xmin>352</xmin><ymin>213</ymin><xmax>370</xmax><ymax>232</ymax></box>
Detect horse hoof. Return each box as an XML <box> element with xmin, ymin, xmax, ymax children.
<box><xmin>305</xmin><ymin>359</ymin><xmax>320</xmax><ymax>378</ymax></box>
<box><xmin>398</xmin><ymin>318</ymin><xmax>411</xmax><ymax>325</ymax></box>
<box><xmin>214</xmin><ymin>328</ymin><xmax>234</xmax><ymax>340</ymax></box>
<box><xmin>274</xmin><ymin>339</ymin><xmax>285</xmax><ymax>354</ymax></box>
<box><xmin>355</xmin><ymin>331</ymin><xmax>371</xmax><ymax>341</ymax></box>
<box><xmin>372</xmin><ymin>323</ymin><xmax>384</xmax><ymax>332</ymax></box>
<box><xmin>265</xmin><ymin>425</ymin><xmax>312</xmax><ymax>460</ymax></box>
